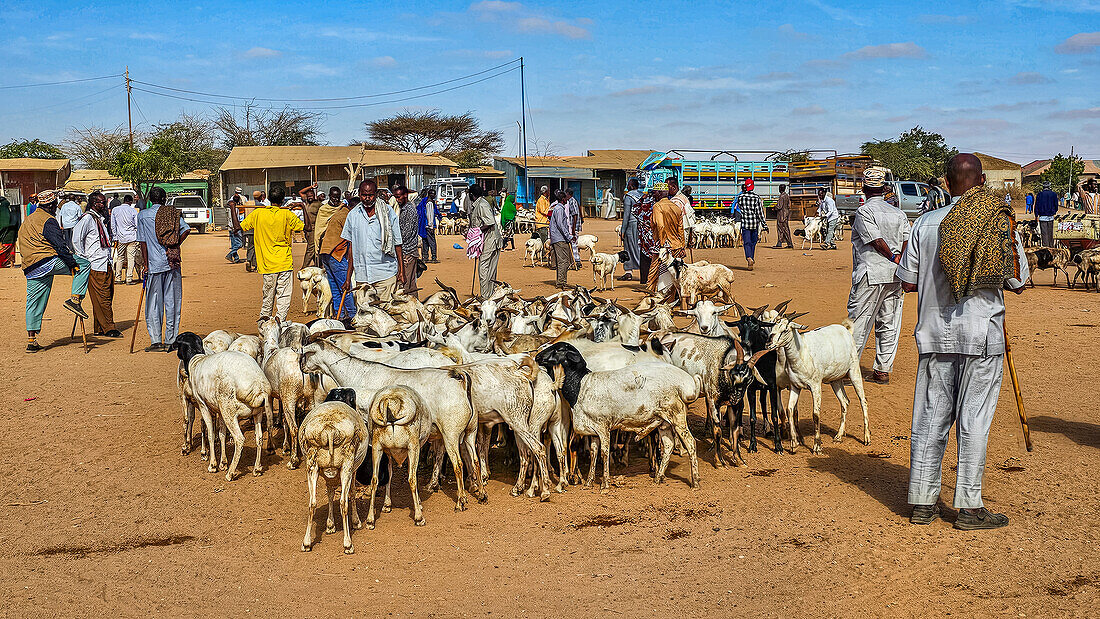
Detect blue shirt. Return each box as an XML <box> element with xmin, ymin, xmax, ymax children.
<box><xmin>340</xmin><ymin>200</ymin><xmax>402</xmax><ymax>284</ymax></box>
<box><xmin>58</xmin><ymin>200</ymin><xmax>82</xmax><ymax>229</ymax></box>
<box><xmin>136</xmin><ymin>205</ymin><xmax>188</xmax><ymax>274</ymax></box>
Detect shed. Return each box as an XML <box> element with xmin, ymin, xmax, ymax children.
<box><xmin>494</xmin><ymin>149</ymin><xmax>655</xmax><ymax>215</ymax></box>
<box><xmin>0</xmin><ymin>158</ymin><xmax>71</xmax><ymax>206</ymax></box>
<box><xmin>973</xmin><ymin>152</ymin><xmax>1021</xmax><ymax>190</ymax></box>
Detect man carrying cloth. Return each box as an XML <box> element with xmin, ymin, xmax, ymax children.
<box><xmin>241</xmin><ymin>185</ymin><xmax>304</xmax><ymax>322</ymax></box>
<box><xmin>897</xmin><ymin>153</ymin><xmax>1028</xmax><ymax>530</ymax></box>
<box><xmin>138</xmin><ymin>187</ymin><xmax>190</xmax><ymax>352</ymax></box>
<box><xmin>341</xmin><ymin>179</ymin><xmax>403</xmax><ymax>304</ymax></box>
<box><xmin>848</xmin><ymin>167</ymin><xmax>910</xmax><ymax>385</ymax></box>
<box><xmin>647</xmin><ymin>181</ymin><xmax>685</xmax><ymax>300</ymax></box>
<box><xmin>18</xmin><ymin>190</ymin><xmax>87</xmax><ymax>352</ymax></box>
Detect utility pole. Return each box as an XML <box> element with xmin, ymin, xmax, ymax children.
<box><xmin>519</xmin><ymin>57</ymin><xmax>529</xmax><ymax>205</ymax></box>
<box><xmin>1069</xmin><ymin>145</ymin><xmax>1075</xmax><ymax>200</ymax></box>
<box><xmin>125</xmin><ymin>67</ymin><xmax>134</xmax><ymax>148</ymax></box>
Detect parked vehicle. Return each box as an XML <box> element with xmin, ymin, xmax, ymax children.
<box><xmin>100</xmin><ymin>185</ymin><xmax>137</xmax><ymax>202</ymax></box>
<box><xmin>168</xmin><ymin>195</ymin><xmax>212</xmax><ymax>233</ymax></box>
<box><xmin>834</xmin><ymin>180</ymin><xmax>930</xmax><ymax>220</ymax></box>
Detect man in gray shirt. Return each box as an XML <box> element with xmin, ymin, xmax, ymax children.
<box><xmin>468</xmin><ymin>184</ymin><xmax>501</xmax><ymax>299</ymax></box>
<box><xmin>896</xmin><ymin>154</ymin><xmax>1028</xmax><ymax>530</ymax></box>
<box><xmin>847</xmin><ymin>167</ymin><xmax>911</xmax><ymax>385</ymax></box>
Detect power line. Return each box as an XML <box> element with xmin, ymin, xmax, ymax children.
<box><xmin>0</xmin><ymin>84</ymin><xmax>118</xmax><ymax>118</ymax></box>
<box><xmin>0</xmin><ymin>74</ymin><xmax>121</xmax><ymax>90</ymax></box>
<box><xmin>130</xmin><ymin>65</ymin><xmax>520</xmax><ymax>111</ymax></box>
<box><xmin>131</xmin><ymin>58</ymin><xmax>521</xmax><ymax>103</ymax></box>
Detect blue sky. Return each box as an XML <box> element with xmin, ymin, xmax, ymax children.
<box><xmin>1</xmin><ymin>0</ymin><xmax>1098</xmax><ymax>165</ymax></box>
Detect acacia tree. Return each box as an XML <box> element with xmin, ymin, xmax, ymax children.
<box><xmin>363</xmin><ymin>110</ymin><xmax>503</xmax><ymax>166</ymax></box>
<box><xmin>861</xmin><ymin>126</ymin><xmax>958</xmax><ymax>181</ymax></box>
<box><xmin>150</xmin><ymin>112</ymin><xmax>227</xmax><ymax>174</ymax></box>
<box><xmin>65</xmin><ymin>125</ymin><xmax>138</xmax><ymax>169</ymax></box>
<box><xmin>213</xmin><ymin>104</ymin><xmax>323</xmax><ymax>149</ymax></box>
<box><xmin>108</xmin><ymin>137</ymin><xmax>188</xmax><ymax>197</ymax></box>
<box><xmin>0</xmin><ymin>139</ymin><xmax>66</xmax><ymax>159</ymax></box>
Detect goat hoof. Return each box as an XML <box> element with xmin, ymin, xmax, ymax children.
<box><xmin>381</xmin><ymin>505</ymin><xmax>392</xmax><ymax>513</ymax></box>
<box><xmin>863</xmin><ymin>434</ymin><xmax>871</xmax><ymax>445</ymax></box>
<box><xmin>286</xmin><ymin>461</ymin><xmax>298</xmax><ymax>470</ymax></box>
<box><xmin>415</xmin><ymin>518</ymin><xmax>426</xmax><ymax>526</ymax></box>
<box><xmin>510</xmin><ymin>487</ymin><xmax>521</xmax><ymax>497</ymax></box>
<box><xmin>253</xmin><ymin>468</ymin><xmax>263</xmax><ymax>476</ymax></box>
<box><xmin>539</xmin><ymin>491</ymin><xmax>551</xmax><ymax>502</ymax></box>
<box><xmin>655</xmin><ymin>476</ymin><xmax>665</xmax><ymax>485</ymax></box>
<box><xmin>812</xmin><ymin>445</ymin><xmax>823</xmax><ymax>455</ymax></box>
<box><xmin>301</xmin><ymin>544</ymin><xmax>312</xmax><ymax>552</ymax></box>
<box><xmin>832</xmin><ymin>434</ymin><xmax>844</xmax><ymax>443</ymax></box>
<box><xmin>477</xmin><ymin>492</ymin><xmax>489</xmax><ymax>504</ymax></box>
<box><xmin>366</xmin><ymin>523</ymin><xmax>375</xmax><ymax>530</ymax></box>
<box><xmin>325</xmin><ymin>526</ymin><xmax>336</xmax><ymax>534</ymax></box>
<box><xmin>344</xmin><ymin>546</ymin><xmax>355</xmax><ymax>555</ymax></box>
<box><xmin>181</xmin><ymin>447</ymin><xmax>189</xmax><ymax>456</ymax></box>
<box><xmin>281</xmin><ymin>448</ymin><xmax>291</xmax><ymax>456</ymax></box>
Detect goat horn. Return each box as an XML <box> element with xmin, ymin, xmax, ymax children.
<box><xmin>747</xmin><ymin>349</ymin><xmax>770</xmax><ymax>367</ymax></box>
<box><xmin>733</xmin><ymin>301</ymin><xmax>747</xmax><ymax>317</ymax></box>
<box><xmin>749</xmin><ymin>304</ymin><xmax>769</xmax><ymax>317</ymax></box>
<box><xmin>774</xmin><ymin>299</ymin><xmax>792</xmax><ymax>314</ymax></box>
<box><xmin>733</xmin><ymin>338</ymin><xmax>745</xmax><ymax>363</ymax></box>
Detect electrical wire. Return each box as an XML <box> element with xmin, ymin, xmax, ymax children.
<box><xmin>0</xmin><ymin>74</ymin><xmax>121</xmax><ymax>90</ymax></box>
<box><xmin>130</xmin><ymin>64</ymin><xmax>520</xmax><ymax>111</ymax></box>
<box><xmin>130</xmin><ymin>58</ymin><xmax>521</xmax><ymax>103</ymax></box>
<box><xmin>0</xmin><ymin>84</ymin><xmax>118</xmax><ymax>117</ymax></box>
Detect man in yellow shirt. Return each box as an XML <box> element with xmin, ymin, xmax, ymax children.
<box><xmin>240</xmin><ymin>185</ymin><xmax>304</xmax><ymax>321</ymax></box>
<box><xmin>534</xmin><ymin>185</ymin><xmax>551</xmax><ymax>264</ymax></box>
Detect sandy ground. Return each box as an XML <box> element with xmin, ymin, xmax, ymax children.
<box><xmin>1</xmin><ymin>216</ymin><xmax>1097</xmax><ymax>617</ymax></box>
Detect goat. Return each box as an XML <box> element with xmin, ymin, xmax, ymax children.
<box><xmin>299</xmin><ymin>341</ymin><xmax>485</xmax><ymax>510</ymax></box>
<box><xmin>524</xmin><ymin>236</ymin><xmax>544</xmax><ymax>267</ymax></box>
<box><xmin>1072</xmin><ymin>249</ymin><xmax>1100</xmax><ymax>291</ymax></box>
<box><xmin>798</xmin><ymin>217</ymin><xmax>823</xmax><ymax>250</ymax></box>
<box><xmin>170</xmin><ymin>332</ymin><xmax>273</xmax><ymax>481</ymax></box>
<box><xmin>663</xmin><ymin>253</ymin><xmax>737</xmax><ymax>306</ymax></box>
<box><xmin>364</xmin><ymin>385</ymin><xmax>432</xmax><ymax>528</ymax></box>
<box><xmin>681</xmin><ymin>300</ymin><xmax>735</xmax><ymax>337</ymax></box>
<box><xmin>202</xmin><ymin>329</ymin><xmax>240</xmax><ymax>354</ymax></box>
<box><xmin>768</xmin><ymin>312</ymin><xmax>870</xmax><ymax>454</ymax></box>
<box><xmin>591</xmin><ymin>251</ymin><xmax>628</xmax><ymax>291</ymax></box>
<box><xmin>728</xmin><ymin>301</ymin><xmax>791</xmax><ymax>454</ymax></box>
<box><xmin>227</xmin><ymin>334</ymin><xmax>263</xmax><ymax>363</ymax></box>
<box><xmin>297</xmin><ymin>266</ymin><xmax>331</xmax><ymax>317</ymax></box>
<box><xmin>299</xmin><ymin>388</ymin><xmax>369</xmax><ymax>554</ymax></box>
<box><xmin>577</xmin><ymin>234</ymin><xmax>598</xmax><ymax>258</ymax></box>
<box><xmin>1024</xmin><ymin>246</ymin><xmax>1072</xmax><ymax>288</ymax></box>
<box><xmin>535</xmin><ymin>343</ymin><xmax>701</xmax><ymax>492</ymax></box>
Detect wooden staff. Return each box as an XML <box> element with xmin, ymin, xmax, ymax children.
<box><xmin>77</xmin><ymin>314</ymin><xmax>89</xmax><ymax>354</ymax></box>
<box><xmin>129</xmin><ymin>278</ymin><xmax>145</xmax><ymax>354</ymax></box>
<box><xmin>470</xmin><ymin>257</ymin><xmax>478</xmax><ymax>298</ymax></box>
<box><xmin>1003</xmin><ymin>319</ymin><xmax>1033</xmax><ymax>452</ymax></box>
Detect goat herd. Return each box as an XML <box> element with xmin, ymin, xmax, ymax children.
<box><xmin>168</xmin><ymin>273</ymin><xmax>872</xmax><ymax>555</ymax></box>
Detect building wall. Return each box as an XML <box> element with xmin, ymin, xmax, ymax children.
<box><xmin>1</xmin><ymin>170</ymin><xmax>65</xmax><ymax>205</ymax></box>
<box><xmin>221</xmin><ymin>164</ymin><xmax>452</xmax><ymax>203</ymax></box>
<box><xmin>984</xmin><ymin>168</ymin><xmax>1022</xmax><ymax>190</ymax></box>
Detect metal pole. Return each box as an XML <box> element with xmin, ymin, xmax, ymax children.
<box><xmin>125</xmin><ymin>67</ymin><xmax>133</xmax><ymax>148</ymax></box>
<box><xmin>520</xmin><ymin>57</ymin><xmax>529</xmax><ymax>204</ymax></box>
<box><xmin>1069</xmin><ymin>145</ymin><xmax>1074</xmax><ymax>202</ymax></box>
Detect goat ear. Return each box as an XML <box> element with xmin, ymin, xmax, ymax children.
<box><xmin>716</xmin><ymin>304</ymin><xmax>733</xmax><ymax>314</ymax></box>
<box><xmin>720</xmin><ymin>362</ymin><xmax>738</xmax><ymax>371</ymax></box>
<box><xmin>750</xmin><ymin>366</ymin><xmax>766</xmax><ymax>384</ymax></box>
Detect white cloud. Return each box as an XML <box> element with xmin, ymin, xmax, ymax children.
<box><xmin>243</xmin><ymin>47</ymin><xmax>281</xmax><ymax>59</ymax></box>
<box><xmin>295</xmin><ymin>63</ymin><xmax>338</xmax><ymax>77</ymax></box>
<box><xmin>807</xmin><ymin>0</ymin><xmax>865</xmax><ymax>25</ymax></box>
<box><xmin>843</xmin><ymin>42</ymin><xmax>927</xmax><ymax>60</ymax></box>
<box><xmin>1050</xmin><ymin>107</ymin><xmax>1100</xmax><ymax>119</ymax></box>
<box><xmin>918</xmin><ymin>14</ymin><xmax>976</xmax><ymax>24</ymax></box>
<box><xmin>1055</xmin><ymin>31</ymin><xmax>1100</xmax><ymax>54</ymax></box>
<box><xmin>468</xmin><ymin>1</ymin><xmax>592</xmax><ymax>39</ymax></box>
<box><xmin>516</xmin><ymin>16</ymin><xmax>590</xmax><ymax>39</ymax></box>
<box><xmin>128</xmin><ymin>33</ymin><xmax>164</xmax><ymax>41</ymax></box>
<box><xmin>1009</xmin><ymin>71</ymin><xmax>1054</xmax><ymax>84</ymax></box>
<box><xmin>369</xmin><ymin>56</ymin><xmax>397</xmax><ymax>67</ymax></box>
<box><xmin>792</xmin><ymin>105</ymin><xmax>827</xmax><ymax>115</ymax></box>
<box><xmin>1008</xmin><ymin>0</ymin><xmax>1100</xmax><ymax>12</ymax></box>
<box><xmin>470</xmin><ymin>0</ymin><xmax>522</xmax><ymax>11</ymax></box>
<box><xmin>777</xmin><ymin>23</ymin><xmax>810</xmax><ymax>39</ymax></box>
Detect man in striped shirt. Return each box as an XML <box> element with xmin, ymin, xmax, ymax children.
<box><xmin>738</xmin><ymin>179</ymin><xmax>768</xmax><ymax>270</ymax></box>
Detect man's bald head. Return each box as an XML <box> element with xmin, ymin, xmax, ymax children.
<box><xmin>945</xmin><ymin>153</ymin><xmax>985</xmax><ymax>196</ymax></box>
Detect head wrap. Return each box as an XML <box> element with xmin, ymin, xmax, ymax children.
<box><xmin>650</xmin><ymin>181</ymin><xmax>669</xmax><ymax>192</ymax></box>
<box><xmin>36</xmin><ymin>190</ymin><xmax>58</xmax><ymax>205</ymax></box>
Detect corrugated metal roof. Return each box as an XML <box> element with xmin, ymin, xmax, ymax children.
<box><xmin>0</xmin><ymin>158</ymin><xmax>70</xmax><ymax>172</ymax></box>
<box><xmin>452</xmin><ymin>165</ymin><xmax>504</xmax><ymax>176</ymax></box>
<box><xmin>497</xmin><ymin>149</ymin><xmax>655</xmax><ymax>171</ymax></box>
<box><xmin>61</xmin><ymin>169</ymin><xmax>123</xmax><ymax>192</ymax></box>
<box><xmin>1023</xmin><ymin>159</ymin><xmax>1100</xmax><ymax>178</ymax></box>
<box><xmin>219</xmin><ymin>146</ymin><xmax>458</xmax><ymax>171</ymax></box>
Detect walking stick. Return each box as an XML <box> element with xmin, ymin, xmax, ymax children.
<box><xmin>129</xmin><ymin>277</ymin><xmax>146</xmax><ymax>354</ymax></box>
<box><xmin>335</xmin><ymin>259</ymin><xmax>352</xmax><ymax>320</ymax></box>
<box><xmin>1002</xmin><ymin>319</ymin><xmax>1033</xmax><ymax>452</ymax></box>
<box><xmin>77</xmin><ymin>314</ymin><xmax>89</xmax><ymax>354</ymax></box>
<box><xmin>470</xmin><ymin>258</ymin><xmax>478</xmax><ymax>298</ymax></box>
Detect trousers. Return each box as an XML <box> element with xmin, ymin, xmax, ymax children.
<box><xmin>823</xmin><ymin>218</ymin><xmax>840</xmax><ymax>247</ymax></box>
<box><xmin>908</xmin><ymin>353</ymin><xmax>1003</xmax><ymax>509</ymax></box>
<box><xmin>478</xmin><ymin>249</ymin><xmax>500</xmax><ymax>299</ymax></box>
<box><xmin>226</xmin><ymin>231</ymin><xmax>243</xmax><ymax>260</ymax></box>
<box><xmin>846</xmin><ymin>276</ymin><xmax>904</xmax><ymax>372</ymax></box>
<box><xmin>146</xmin><ymin>269</ymin><xmax>183</xmax><ymax>345</ymax></box>
<box><xmin>552</xmin><ymin>241</ymin><xmax>572</xmax><ymax>288</ymax></box>
<box><xmin>244</xmin><ymin>231</ymin><xmax>256</xmax><ymax>268</ymax></box>
<box><xmin>261</xmin><ymin>270</ymin><xmax>292</xmax><ymax>321</ymax></box>
<box><xmin>421</xmin><ymin>230</ymin><xmax>437</xmax><ymax>262</ymax></box>
<box><xmin>24</xmin><ymin>258</ymin><xmax>87</xmax><ymax>332</ymax></box>
<box><xmin>742</xmin><ymin>228</ymin><xmax>760</xmax><ymax>260</ymax></box>
<box><xmin>400</xmin><ymin>246</ymin><xmax>419</xmax><ymax>297</ymax></box>
<box><xmin>322</xmin><ymin>253</ymin><xmax>356</xmax><ymax>319</ymax></box>
<box><xmin>301</xmin><ymin>230</ymin><xmax>318</xmax><ymax>269</ymax></box>
<box><xmin>113</xmin><ymin>241</ymin><xmax>141</xmax><ymax>282</ymax></box>
<box><xmin>1039</xmin><ymin>220</ymin><xmax>1054</xmax><ymax>247</ymax></box>
<box><xmin>776</xmin><ymin>217</ymin><xmax>793</xmax><ymax>247</ymax></box>
<box><xmin>88</xmin><ymin>268</ymin><xmax>115</xmax><ymax>333</ymax></box>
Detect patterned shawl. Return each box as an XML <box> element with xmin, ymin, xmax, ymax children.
<box><xmin>938</xmin><ymin>185</ymin><xmax>1021</xmax><ymax>302</ymax></box>
<box><xmin>154</xmin><ymin>202</ymin><xmax>183</xmax><ymax>270</ymax></box>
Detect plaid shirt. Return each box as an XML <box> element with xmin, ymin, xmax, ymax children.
<box><xmin>739</xmin><ymin>191</ymin><xmax>768</xmax><ymax>231</ymax></box>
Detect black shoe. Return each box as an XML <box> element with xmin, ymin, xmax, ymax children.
<box><xmin>144</xmin><ymin>343</ymin><xmax>163</xmax><ymax>352</ymax></box>
<box><xmin>954</xmin><ymin>507</ymin><xmax>1009</xmax><ymax>530</ymax></box>
<box><xmin>910</xmin><ymin>504</ymin><xmax>940</xmax><ymax>525</ymax></box>
<box><xmin>26</xmin><ymin>341</ymin><xmax>43</xmax><ymax>353</ymax></box>
<box><xmin>64</xmin><ymin>299</ymin><xmax>89</xmax><ymax>319</ymax></box>
<box><xmin>104</xmin><ymin>329</ymin><xmax>123</xmax><ymax>338</ymax></box>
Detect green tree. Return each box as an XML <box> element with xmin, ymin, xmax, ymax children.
<box><xmin>0</xmin><ymin>139</ymin><xmax>66</xmax><ymax>159</ymax></box>
<box><xmin>108</xmin><ymin>137</ymin><xmax>187</xmax><ymax>197</ymax></box>
<box><xmin>860</xmin><ymin>126</ymin><xmax>958</xmax><ymax>181</ymax></box>
<box><xmin>363</xmin><ymin>110</ymin><xmax>503</xmax><ymax>165</ymax></box>
<box><xmin>149</xmin><ymin>112</ymin><xmax>227</xmax><ymax>174</ymax></box>
<box><xmin>1036</xmin><ymin>153</ymin><xmax>1084</xmax><ymax>196</ymax></box>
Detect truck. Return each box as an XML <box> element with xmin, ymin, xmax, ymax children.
<box><xmin>636</xmin><ymin>150</ymin><xmax>790</xmax><ymax>214</ymax></box>
<box><xmin>167</xmin><ymin>194</ymin><xmax>212</xmax><ymax>233</ymax></box>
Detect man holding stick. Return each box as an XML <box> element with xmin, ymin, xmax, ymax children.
<box><xmin>896</xmin><ymin>153</ymin><xmax>1029</xmax><ymax>529</ymax></box>
<box><xmin>341</xmin><ymin>179</ymin><xmax>403</xmax><ymax>305</ymax></box>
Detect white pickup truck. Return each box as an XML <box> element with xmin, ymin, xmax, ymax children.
<box><xmin>167</xmin><ymin>195</ymin><xmax>212</xmax><ymax>233</ymax></box>
<box><xmin>835</xmin><ymin>180</ymin><xmax>932</xmax><ymax>220</ymax></box>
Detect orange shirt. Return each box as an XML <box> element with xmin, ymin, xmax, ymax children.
<box><xmin>535</xmin><ymin>195</ymin><xmax>551</xmax><ymax>226</ymax></box>
<box><xmin>651</xmin><ymin>198</ymin><xmax>685</xmax><ymax>251</ymax></box>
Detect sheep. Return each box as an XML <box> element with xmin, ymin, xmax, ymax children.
<box><xmin>307</xmin><ymin>318</ymin><xmax>346</xmax><ymax>335</ymax></box>
<box><xmin>299</xmin><ymin>341</ymin><xmax>485</xmax><ymax>510</ymax></box>
<box><xmin>202</xmin><ymin>329</ymin><xmax>240</xmax><ymax>354</ymax></box>
<box><xmin>535</xmin><ymin>342</ymin><xmax>701</xmax><ymax>492</ymax></box>
<box><xmin>799</xmin><ymin>217</ymin><xmax>823</xmax><ymax>250</ymax></box>
<box><xmin>1072</xmin><ymin>249</ymin><xmax>1100</xmax><ymax>291</ymax></box>
<box><xmin>577</xmin><ymin>234</ymin><xmax>598</xmax><ymax>258</ymax></box>
<box><xmin>363</xmin><ymin>385</ymin><xmax>432</xmax><ymax>528</ymax></box>
<box><xmin>1023</xmin><ymin>246</ymin><xmax>1072</xmax><ymax>288</ymax></box>
<box><xmin>227</xmin><ymin>334</ymin><xmax>263</xmax><ymax>363</ymax></box>
<box><xmin>169</xmin><ymin>332</ymin><xmax>273</xmax><ymax>481</ymax></box>
<box><xmin>767</xmin><ymin>312</ymin><xmax>870</xmax><ymax>454</ymax></box>
<box><xmin>524</xmin><ymin>236</ymin><xmax>544</xmax><ymax>267</ymax></box>
<box><xmin>591</xmin><ymin>251</ymin><xmax>628</xmax><ymax>291</ymax></box>
<box><xmin>299</xmin><ymin>388</ymin><xmax>369</xmax><ymax>554</ymax></box>
<box><xmin>663</xmin><ymin>252</ymin><xmax>737</xmax><ymax>306</ymax></box>
<box><xmin>264</xmin><ymin>346</ymin><xmax>322</xmax><ymax>469</ymax></box>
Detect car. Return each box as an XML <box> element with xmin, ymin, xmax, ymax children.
<box><xmin>168</xmin><ymin>195</ymin><xmax>212</xmax><ymax>233</ymax></box>
<box><xmin>835</xmin><ymin>180</ymin><xmax>930</xmax><ymax>220</ymax></box>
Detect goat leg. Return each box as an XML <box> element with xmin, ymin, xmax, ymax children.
<box><xmin>365</xmin><ymin>444</ymin><xmax>382</xmax><ymax>529</ymax></box>
<box><xmin>301</xmin><ymin>465</ymin><xmax>319</xmax><ymax>551</ymax></box>
<box><xmin>409</xmin><ymin>443</ymin><xmax>425</xmax><ymax>526</ymax></box>
<box><xmin>341</xmin><ymin>462</ymin><xmax>355</xmax><ymax>554</ymax></box>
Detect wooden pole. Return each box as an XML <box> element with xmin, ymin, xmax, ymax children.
<box><xmin>125</xmin><ymin>67</ymin><xmax>133</xmax><ymax>148</ymax></box>
<box><xmin>129</xmin><ymin>279</ymin><xmax>146</xmax><ymax>353</ymax></box>
<box><xmin>1002</xmin><ymin>319</ymin><xmax>1033</xmax><ymax>452</ymax></box>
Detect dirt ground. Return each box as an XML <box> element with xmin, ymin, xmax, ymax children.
<box><xmin>1</xmin><ymin>215</ymin><xmax>1097</xmax><ymax>617</ymax></box>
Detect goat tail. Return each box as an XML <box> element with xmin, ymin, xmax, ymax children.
<box><xmin>841</xmin><ymin>318</ymin><xmax>854</xmax><ymax>333</ymax></box>
<box><xmin>323</xmin><ymin>427</ymin><xmax>335</xmax><ymax>462</ymax></box>
<box><xmin>518</xmin><ymin>355</ymin><xmax>539</xmax><ymax>382</ymax></box>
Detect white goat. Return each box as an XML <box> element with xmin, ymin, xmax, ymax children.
<box><xmin>523</xmin><ymin>237</ymin><xmax>543</xmax><ymax>267</ymax></box>
<box><xmin>364</xmin><ymin>385</ymin><xmax>433</xmax><ymax>528</ymax></box>
<box><xmin>591</xmin><ymin>251</ymin><xmax>622</xmax><ymax>291</ymax></box>
<box><xmin>202</xmin><ymin>330</ymin><xmax>239</xmax><ymax>354</ymax></box>
<box><xmin>682</xmin><ymin>300</ymin><xmax>735</xmax><ymax>337</ymax></box>
<box><xmin>800</xmin><ymin>217</ymin><xmax>823</xmax><ymax>250</ymax></box>
<box><xmin>576</xmin><ymin>234</ymin><xmax>598</xmax><ymax>258</ymax></box>
<box><xmin>768</xmin><ymin>313</ymin><xmax>870</xmax><ymax>454</ymax></box>
<box><xmin>662</xmin><ymin>251</ymin><xmax>736</xmax><ymax>305</ymax></box>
